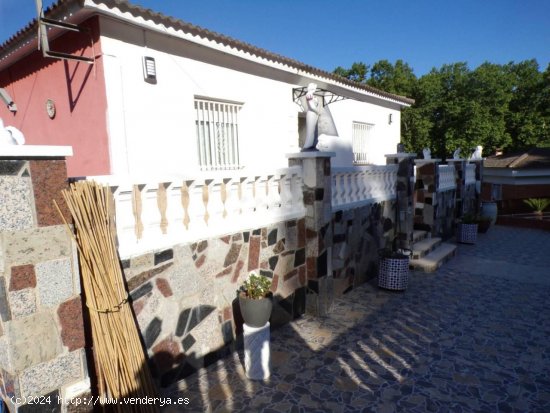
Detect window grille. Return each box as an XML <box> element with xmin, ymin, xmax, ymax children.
<box><xmin>195</xmin><ymin>98</ymin><xmax>242</xmax><ymax>170</ymax></box>
<box><xmin>352</xmin><ymin>121</ymin><xmax>375</xmax><ymax>164</ymax></box>
<box><xmin>491</xmin><ymin>184</ymin><xmax>502</xmax><ymax>201</ymax></box>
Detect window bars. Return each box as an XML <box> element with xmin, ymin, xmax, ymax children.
<box><xmin>195</xmin><ymin>98</ymin><xmax>242</xmax><ymax>171</ymax></box>
<box><xmin>352</xmin><ymin>121</ymin><xmax>375</xmax><ymax>165</ymax></box>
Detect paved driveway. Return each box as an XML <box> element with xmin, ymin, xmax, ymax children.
<box><xmin>165</xmin><ymin>225</ymin><xmax>550</xmax><ymax>412</ymax></box>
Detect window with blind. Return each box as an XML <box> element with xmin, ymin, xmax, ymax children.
<box><xmin>195</xmin><ymin>98</ymin><xmax>242</xmax><ymax>171</ymax></box>
<box><xmin>352</xmin><ymin>121</ymin><xmax>375</xmax><ymax>164</ymax></box>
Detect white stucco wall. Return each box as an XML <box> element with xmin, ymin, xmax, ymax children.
<box><xmin>99</xmin><ymin>17</ymin><xmax>404</xmax><ymax>176</ymax></box>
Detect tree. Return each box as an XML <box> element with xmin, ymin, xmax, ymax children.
<box><xmin>333</xmin><ymin>62</ymin><xmax>369</xmax><ymax>84</ymax></box>
<box><xmin>333</xmin><ymin>58</ymin><xmax>549</xmax><ymax>157</ymax></box>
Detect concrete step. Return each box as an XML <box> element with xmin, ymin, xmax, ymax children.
<box><xmin>413</xmin><ymin>230</ymin><xmax>429</xmax><ymax>243</ymax></box>
<box><xmin>409</xmin><ymin>242</ymin><xmax>457</xmax><ymax>273</ymax></box>
<box><xmin>411</xmin><ymin>237</ymin><xmax>442</xmax><ymax>259</ymax></box>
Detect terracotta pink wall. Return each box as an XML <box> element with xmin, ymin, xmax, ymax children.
<box><xmin>0</xmin><ymin>17</ymin><xmax>110</xmax><ymax>177</ymax></box>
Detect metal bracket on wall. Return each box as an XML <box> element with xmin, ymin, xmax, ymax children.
<box><xmin>35</xmin><ymin>0</ymin><xmax>95</xmax><ymax>64</ymax></box>
<box><xmin>292</xmin><ymin>87</ymin><xmax>349</xmax><ymax>111</ymax></box>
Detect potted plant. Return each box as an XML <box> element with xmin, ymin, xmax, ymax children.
<box><xmin>523</xmin><ymin>198</ymin><xmax>550</xmax><ymax>219</ymax></box>
<box><xmin>378</xmin><ymin>247</ymin><xmax>411</xmax><ymax>291</ymax></box>
<box><xmin>457</xmin><ymin>213</ymin><xmax>478</xmax><ymax>244</ymax></box>
<box><xmin>238</xmin><ymin>272</ymin><xmax>273</xmax><ymax>328</ymax></box>
<box><xmin>476</xmin><ymin>215</ymin><xmax>491</xmax><ymax>233</ymax></box>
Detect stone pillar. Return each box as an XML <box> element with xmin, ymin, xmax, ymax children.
<box><xmin>287</xmin><ymin>152</ymin><xmax>334</xmax><ymax>317</ymax></box>
<box><xmin>0</xmin><ymin>146</ymin><xmax>91</xmax><ymax>412</ymax></box>
<box><xmin>413</xmin><ymin>159</ymin><xmax>441</xmax><ymax>236</ymax></box>
<box><xmin>385</xmin><ymin>154</ymin><xmax>416</xmax><ymax>250</ymax></box>
<box><xmin>472</xmin><ymin>159</ymin><xmax>484</xmax><ymax>215</ymax></box>
<box><xmin>243</xmin><ymin>322</ymin><xmax>270</xmax><ymax>380</ymax></box>
<box><xmin>447</xmin><ymin>159</ymin><xmax>467</xmax><ymax>219</ymax></box>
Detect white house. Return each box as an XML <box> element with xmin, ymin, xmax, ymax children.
<box><xmin>0</xmin><ymin>0</ymin><xmax>413</xmax><ymax>178</ymax></box>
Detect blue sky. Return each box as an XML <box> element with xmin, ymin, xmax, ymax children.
<box><xmin>1</xmin><ymin>0</ymin><xmax>549</xmax><ymax>76</ymax></box>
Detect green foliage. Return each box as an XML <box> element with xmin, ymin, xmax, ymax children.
<box><xmin>523</xmin><ymin>198</ymin><xmax>550</xmax><ymax>213</ymax></box>
<box><xmin>333</xmin><ymin>59</ymin><xmax>550</xmax><ymax>157</ymax></box>
<box><xmin>239</xmin><ymin>272</ymin><xmax>272</xmax><ymax>299</ymax></box>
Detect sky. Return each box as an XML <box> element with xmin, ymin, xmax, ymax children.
<box><xmin>1</xmin><ymin>0</ymin><xmax>549</xmax><ymax>77</ymax></box>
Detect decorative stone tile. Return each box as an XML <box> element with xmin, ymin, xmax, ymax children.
<box><xmin>9</xmin><ymin>288</ymin><xmax>36</xmax><ymax>319</ymax></box>
<box><xmin>268</xmin><ymin>256</ymin><xmax>278</xmax><ymax>271</ymax></box>
<box><xmin>35</xmin><ymin>258</ymin><xmax>73</xmax><ymax>308</ymax></box>
<box><xmin>231</xmin><ymin>260</ymin><xmax>244</xmax><ymax>283</ymax></box>
<box><xmin>57</xmin><ymin>297</ymin><xmax>85</xmax><ymax>351</ymax></box>
<box><xmin>195</xmin><ymin>254</ymin><xmax>206</xmax><ymax>268</ymax></box>
<box><xmin>3</xmin><ymin>226</ymin><xmax>72</xmax><ymax>266</ymax></box>
<box><xmin>0</xmin><ymin>176</ymin><xmax>35</xmax><ymax>232</ymax></box>
<box><xmin>247</xmin><ymin>236</ymin><xmax>260</xmax><ymax>271</ymax></box>
<box><xmin>273</xmin><ymin>239</ymin><xmax>285</xmax><ymax>254</ymax></box>
<box><xmin>152</xmin><ymin>338</ymin><xmax>183</xmax><ymax>374</ymax></box>
<box><xmin>6</xmin><ymin>312</ymin><xmax>61</xmax><ymax>371</ymax></box>
<box><xmin>268</xmin><ymin>229</ymin><xmax>278</xmax><ymax>246</ymax></box>
<box><xmin>145</xmin><ymin>317</ymin><xmax>163</xmax><ymax>348</ymax></box>
<box><xmin>197</xmin><ymin>240</ymin><xmax>208</xmax><ymax>253</ymax></box>
<box><xmin>127</xmin><ymin>262</ymin><xmax>173</xmax><ymax>291</ymax></box>
<box><xmin>29</xmin><ymin>160</ymin><xmax>71</xmax><ymax>227</ymax></box>
<box><xmin>294</xmin><ymin>248</ymin><xmax>306</xmax><ymax>267</ymax></box>
<box><xmin>130</xmin><ymin>281</ymin><xmax>153</xmax><ymax>301</ymax></box>
<box><xmin>9</xmin><ymin>264</ymin><xmax>36</xmax><ymax>291</ymax></box>
<box><xmin>181</xmin><ymin>334</ymin><xmax>196</xmax><ymax>352</ymax></box>
<box><xmin>154</xmin><ymin>249</ymin><xmax>173</xmax><ymax>265</ymax></box>
<box><xmin>175</xmin><ymin>305</ymin><xmax>215</xmax><ymax>337</ymax></box>
<box><xmin>156</xmin><ymin>278</ymin><xmax>173</xmax><ymax>297</ymax></box>
<box><xmin>223</xmin><ymin>243</ymin><xmax>241</xmax><ymax>267</ymax></box>
<box><xmin>0</xmin><ymin>276</ymin><xmax>12</xmax><ymax>322</ymax></box>
<box><xmin>19</xmin><ymin>351</ymin><xmax>82</xmax><ymax>398</ymax></box>
<box><xmin>129</xmin><ymin>253</ymin><xmax>154</xmax><ymax>270</ymax></box>
<box><xmin>215</xmin><ymin>266</ymin><xmax>232</xmax><ymax>278</ymax></box>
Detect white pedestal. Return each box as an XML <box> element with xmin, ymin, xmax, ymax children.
<box><xmin>243</xmin><ymin>322</ymin><xmax>271</xmax><ymax>380</ymax></box>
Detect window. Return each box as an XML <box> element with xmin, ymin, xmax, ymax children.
<box><xmin>352</xmin><ymin>121</ymin><xmax>375</xmax><ymax>164</ymax></box>
<box><xmin>195</xmin><ymin>98</ymin><xmax>242</xmax><ymax>171</ymax></box>
<box><xmin>491</xmin><ymin>184</ymin><xmax>502</xmax><ymax>201</ymax></box>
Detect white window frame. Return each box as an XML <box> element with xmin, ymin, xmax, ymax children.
<box><xmin>352</xmin><ymin>121</ymin><xmax>375</xmax><ymax>165</ymax></box>
<box><xmin>195</xmin><ymin>97</ymin><xmax>242</xmax><ymax>171</ymax></box>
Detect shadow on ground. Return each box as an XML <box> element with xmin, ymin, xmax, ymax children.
<box><xmin>155</xmin><ymin>226</ymin><xmax>550</xmax><ymax>412</ymax></box>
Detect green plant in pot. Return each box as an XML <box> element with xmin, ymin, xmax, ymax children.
<box><xmin>523</xmin><ymin>198</ymin><xmax>550</xmax><ymax>219</ymax></box>
<box><xmin>238</xmin><ymin>272</ymin><xmax>273</xmax><ymax>328</ymax></box>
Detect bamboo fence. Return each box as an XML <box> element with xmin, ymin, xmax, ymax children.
<box><xmin>57</xmin><ymin>181</ymin><xmax>159</xmax><ymax>413</ymax></box>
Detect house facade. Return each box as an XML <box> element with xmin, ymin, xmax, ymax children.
<box><xmin>0</xmin><ymin>0</ymin><xmax>412</xmax><ymax>178</ymax></box>
<box><xmin>482</xmin><ymin>148</ymin><xmax>550</xmax><ymax>214</ymax></box>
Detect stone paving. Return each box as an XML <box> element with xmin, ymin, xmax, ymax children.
<box><xmin>163</xmin><ymin>225</ymin><xmax>550</xmax><ymax>412</ymax></box>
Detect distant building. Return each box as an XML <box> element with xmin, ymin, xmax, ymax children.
<box><xmin>482</xmin><ymin>148</ymin><xmax>550</xmax><ymax>213</ymax></box>
<box><xmin>0</xmin><ymin>0</ymin><xmax>412</xmax><ymax>177</ymax></box>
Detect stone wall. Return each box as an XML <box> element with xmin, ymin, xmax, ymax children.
<box><xmin>124</xmin><ymin>218</ymin><xmax>307</xmax><ymax>388</ymax></box>
<box><xmin>332</xmin><ymin>201</ymin><xmax>395</xmax><ymax>297</ymax></box>
<box><xmin>414</xmin><ymin>159</ymin><xmax>483</xmax><ymax>239</ymax></box>
<box><xmin>0</xmin><ymin>152</ymin><xmax>90</xmax><ymax>412</ymax></box>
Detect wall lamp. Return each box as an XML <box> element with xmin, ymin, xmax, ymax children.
<box><xmin>388</xmin><ymin>113</ymin><xmax>393</xmax><ymax>125</ymax></box>
<box><xmin>0</xmin><ymin>88</ymin><xmax>17</xmax><ymax>112</ymax></box>
<box><xmin>143</xmin><ymin>56</ymin><xmax>157</xmax><ymax>84</ymax></box>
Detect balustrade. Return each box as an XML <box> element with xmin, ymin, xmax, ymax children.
<box><xmin>437</xmin><ymin>164</ymin><xmax>457</xmax><ymax>192</ymax></box>
<box><xmin>465</xmin><ymin>163</ymin><xmax>476</xmax><ymax>185</ymax></box>
<box><xmin>89</xmin><ymin>167</ymin><xmax>306</xmax><ymax>258</ymax></box>
<box><xmin>332</xmin><ymin>165</ymin><xmax>398</xmax><ymax>211</ymax></box>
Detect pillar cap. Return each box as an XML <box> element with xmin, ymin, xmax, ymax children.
<box><xmin>286</xmin><ymin>151</ymin><xmax>335</xmax><ymax>159</ymax></box>
<box><xmin>0</xmin><ymin>145</ymin><xmax>73</xmax><ymax>158</ymax></box>
<box><xmin>385</xmin><ymin>153</ymin><xmax>417</xmax><ymax>159</ymax></box>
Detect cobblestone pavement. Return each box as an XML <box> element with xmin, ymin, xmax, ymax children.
<box><xmin>163</xmin><ymin>226</ymin><xmax>550</xmax><ymax>412</ymax></box>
